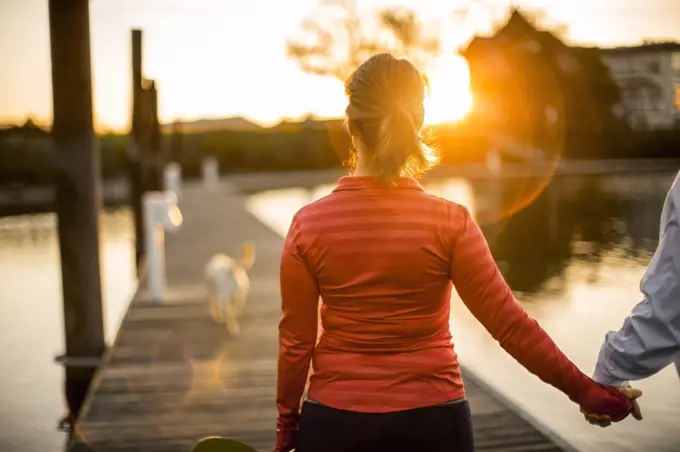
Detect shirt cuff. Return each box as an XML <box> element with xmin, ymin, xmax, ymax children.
<box><xmin>592</xmin><ymin>366</ymin><xmax>629</xmax><ymax>388</ymax></box>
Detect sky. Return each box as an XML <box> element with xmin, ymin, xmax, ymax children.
<box><xmin>1</xmin><ymin>0</ymin><xmax>680</xmax><ymax>131</ymax></box>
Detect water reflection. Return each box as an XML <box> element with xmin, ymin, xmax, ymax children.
<box><xmin>0</xmin><ymin>209</ymin><xmax>136</xmax><ymax>452</ymax></box>
<box><xmin>493</xmin><ymin>175</ymin><xmax>663</xmax><ymax>293</ymax></box>
<box><xmin>246</xmin><ymin>171</ymin><xmax>680</xmax><ymax>452</ymax></box>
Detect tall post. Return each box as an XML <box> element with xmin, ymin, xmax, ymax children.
<box><xmin>48</xmin><ymin>0</ymin><xmax>105</xmax><ymax>420</ymax></box>
<box><xmin>148</xmin><ymin>81</ymin><xmax>163</xmax><ymax>191</ymax></box>
<box><xmin>130</xmin><ymin>29</ymin><xmax>145</xmax><ymax>268</ymax></box>
<box><xmin>170</xmin><ymin>119</ymin><xmax>184</xmax><ymax>163</ymax></box>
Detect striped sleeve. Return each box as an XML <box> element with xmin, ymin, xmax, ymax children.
<box><xmin>275</xmin><ymin>212</ymin><xmax>320</xmax><ymax>447</ymax></box>
<box><xmin>449</xmin><ymin>205</ymin><xmax>596</xmax><ymax>404</ymax></box>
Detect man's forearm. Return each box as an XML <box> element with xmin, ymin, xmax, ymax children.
<box><xmin>593</xmin><ymin>338</ymin><xmax>631</xmax><ymax>387</ymax></box>
<box><xmin>593</xmin><ymin>297</ymin><xmax>680</xmax><ymax>386</ymax></box>
<box><xmin>594</xmin><ymin>208</ymin><xmax>680</xmax><ymax>386</ymax></box>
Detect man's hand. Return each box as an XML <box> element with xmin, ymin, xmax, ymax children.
<box><xmin>582</xmin><ymin>386</ymin><xmax>643</xmax><ymax>427</ymax></box>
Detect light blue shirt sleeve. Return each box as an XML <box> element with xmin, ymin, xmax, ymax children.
<box><xmin>593</xmin><ymin>174</ymin><xmax>680</xmax><ymax>387</ymax></box>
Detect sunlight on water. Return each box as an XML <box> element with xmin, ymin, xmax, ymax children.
<box><xmin>245</xmin><ymin>176</ymin><xmax>680</xmax><ymax>452</ymax></box>
<box><xmin>0</xmin><ymin>209</ymin><xmax>136</xmax><ymax>451</ymax></box>
<box><xmin>450</xmin><ymin>255</ymin><xmax>680</xmax><ymax>452</ymax></box>
<box><xmin>245</xmin><ymin>178</ymin><xmax>476</xmax><ymax>233</ymax></box>
<box><xmin>422</xmin><ymin>179</ymin><xmax>477</xmax><ymax>217</ymax></box>
<box><xmin>246</xmin><ymin>187</ymin><xmax>324</xmax><ymax>237</ymax></box>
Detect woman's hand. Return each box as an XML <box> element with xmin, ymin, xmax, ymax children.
<box><xmin>581</xmin><ymin>386</ymin><xmax>643</xmax><ymax>427</ymax></box>
<box><xmin>273</xmin><ymin>427</ymin><xmax>298</xmax><ymax>452</ymax></box>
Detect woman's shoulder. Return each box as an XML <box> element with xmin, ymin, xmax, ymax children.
<box><xmin>291</xmin><ymin>192</ymin><xmax>337</xmax><ymax>223</ymax></box>
<box><xmin>421</xmin><ymin>192</ymin><xmax>470</xmax><ymax>217</ymax></box>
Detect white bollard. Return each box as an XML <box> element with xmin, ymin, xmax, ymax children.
<box><xmin>486</xmin><ymin>147</ymin><xmax>501</xmax><ymax>176</ymax></box>
<box><xmin>202</xmin><ymin>156</ymin><xmax>219</xmax><ymax>189</ymax></box>
<box><xmin>164</xmin><ymin>162</ymin><xmax>182</xmax><ymax>198</ymax></box>
<box><xmin>143</xmin><ymin>190</ymin><xmax>183</xmax><ymax>301</ymax></box>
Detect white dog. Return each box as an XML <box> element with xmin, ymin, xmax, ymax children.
<box><xmin>204</xmin><ymin>241</ymin><xmax>256</xmax><ymax>336</ymax></box>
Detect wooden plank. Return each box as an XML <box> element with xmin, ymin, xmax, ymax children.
<box><xmin>76</xmin><ymin>180</ymin><xmax>569</xmax><ymax>451</ymax></box>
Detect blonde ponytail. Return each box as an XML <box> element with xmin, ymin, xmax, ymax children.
<box><xmin>345</xmin><ymin>54</ymin><xmax>438</xmax><ymax>184</ymax></box>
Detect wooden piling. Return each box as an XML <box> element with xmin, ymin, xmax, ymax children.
<box><xmin>48</xmin><ymin>0</ymin><xmax>106</xmax><ymax>419</ymax></box>
<box><xmin>129</xmin><ymin>29</ymin><xmax>164</xmax><ymax>268</ymax></box>
<box><xmin>148</xmin><ymin>81</ymin><xmax>163</xmax><ymax>191</ymax></box>
<box><xmin>130</xmin><ymin>29</ymin><xmax>145</xmax><ymax>268</ymax></box>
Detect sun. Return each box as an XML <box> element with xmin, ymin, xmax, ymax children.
<box><xmin>424</xmin><ymin>55</ymin><xmax>473</xmax><ymax>125</ymax></box>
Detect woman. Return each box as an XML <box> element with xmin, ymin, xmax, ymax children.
<box><xmin>275</xmin><ymin>53</ymin><xmax>634</xmax><ymax>452</ymax></box>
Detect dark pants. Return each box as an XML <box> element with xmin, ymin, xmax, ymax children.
<box><xmin>297</xmin><ymin>400</ymin><xmax>475</xmax><ymax>452</ymax></box>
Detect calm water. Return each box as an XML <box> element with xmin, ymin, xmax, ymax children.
<box><xmin>246</xmin><ymin>172</ymin><xmax>680</xmax><ymax>452</ymax></box>
<box><xmin>0</xmin><ymin>209</ymin><xmax>136</xmax><ymax>452</ymax></box>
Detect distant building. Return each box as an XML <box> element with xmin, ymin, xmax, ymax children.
<box><xmin>464</xmin><ymin>9</ymin><xmax>680</xmax><ymax>132</ymax></box>
<box><xmin>597</xmin><ymin>43</ymin><xmax>680</xmax><ymax>129</ymax></box>
<box><xmin>461</xmin><ymin>9</ymin><xmax>624</xmax><ymax>160</ymax></box>
<box><xmin>462</xmin><ymin>9</ymin><xmax>573</xmax><ymax>128</ymax></box>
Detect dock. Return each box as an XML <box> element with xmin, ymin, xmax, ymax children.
<box><xmin>74</xmin><ymin>177</ymin><xmax>569</xmax><ymax>452</ymax></box>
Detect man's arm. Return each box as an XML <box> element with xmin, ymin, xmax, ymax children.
<box><xmin>593</xmin><ymin>215</ymin><xmax>680</xmax><ymax>386</ymax></box>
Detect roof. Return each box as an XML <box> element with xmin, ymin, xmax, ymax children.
<box><xmin>461</xmin><ymin>8</ymin><xmax>566</xmax><ymax>58</ymax></box>
<box><xmin>463</xmin><ymin>8</ymin><xmax>680</xmax><ymax>60</ymax></box>
<box><xmin>596</xmin><ymin>42</ymin><xmax>680</xmax><ymax>56</ymax></box>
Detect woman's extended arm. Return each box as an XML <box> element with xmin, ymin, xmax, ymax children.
<box><xmin>275</xmin><ymin>214</ymin><xmax>320</xmax><ymax>452</ymax></box>
<box><xmin>449</xmin><ymin>205</ymin><xmax>631</xmax><ymax>419</ymax></box>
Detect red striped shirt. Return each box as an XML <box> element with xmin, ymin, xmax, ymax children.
<box><xmin>275</xmin><ymin>176</ymin><xmax>631</xmax><ymax>448</ymax></box>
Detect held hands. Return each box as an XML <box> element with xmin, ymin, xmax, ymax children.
<box><xmin>581</xmin><ymin>386</ymin><xmax>643</xmax><ymax>428</ymax></box>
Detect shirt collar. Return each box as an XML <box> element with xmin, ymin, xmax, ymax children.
<box><xmin>332</xmin><ymin>176</ymin><xmax>424</xmax><ymax>192</ymax></box>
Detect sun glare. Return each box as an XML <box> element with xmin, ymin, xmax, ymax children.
<box><xmin>424</xmin><ymin>55</ymin><xmax>473</xmax><ymax>125</ymax></box>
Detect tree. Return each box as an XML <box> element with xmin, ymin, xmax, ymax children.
<box><xmin>376</xmin><ymin>9</ymin><xmax>440</xmax><ymax>69</ymax></box>
<box><xmin>286</xmin><ymin>0</ymin><xmax>441</xmax><ymax>81</ymax></box>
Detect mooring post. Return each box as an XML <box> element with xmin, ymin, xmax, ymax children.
<box><xmin>143</xmin><ymin>191</ymin><xmax>183</xmax><ymax>301</ymax></box>
<box><xmin>130</xmin><ymin>28</ymin><xmax>146</xmax><ymax>269</ymax></box>
<box><xmin>148</xmin><ymin>81</ymin><xmax>164</xmax><ymax>192</ymax></box>
<box><xmin>164</xmin><ymin>162</ymin><xmax>182</xmax><ymax>198</ymax></box>
<box><xmin>48</xmin><ymin>0</ymin><xmax>106</xmax><ymax>419</ymax></box>
<box><xmin>202</xmin><ymin>156</ymin><xmax>219</xmax><ymax>189</ymax></box>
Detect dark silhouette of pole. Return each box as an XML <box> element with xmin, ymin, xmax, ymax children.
<box><xmin>48</xmin><ymin>0</ymin><xmax>105</xmax><ymax>420</ymax></box>
<box><xmin>148</xmin><ymin>81</ymin><xmax>163</xmax><ymax>191</ymax></box>
<box><xmin>129</xmin><ymin>29</ymin><xmax>164</xmax><ymax>267</ymax></box>
<box><xmin>130</xmin><ymin>29</ymin><xmax>145</xmax><ymax>268</ymax></box>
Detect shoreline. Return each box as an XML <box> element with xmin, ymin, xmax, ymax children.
<box><xmin>3</xmin><ymin>158</ymin><xmax>678</xmax><ymax>217</ymax></box>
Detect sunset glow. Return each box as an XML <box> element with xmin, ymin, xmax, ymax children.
<box><xmin>1</xmin><ymin>1</ymin><xmax>680</xmax><ymax>130</ymax></box>
<box><xmin>424</xmin><ymin>55</ymin><xmax>473</xmax><ymax>125</ymax></box>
